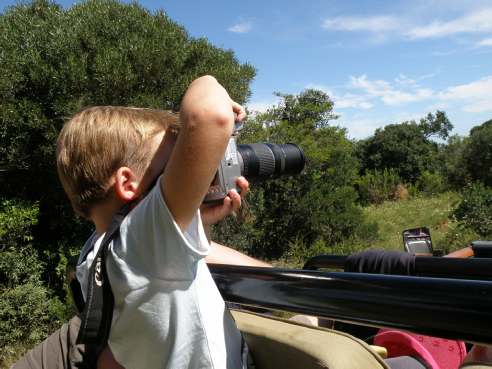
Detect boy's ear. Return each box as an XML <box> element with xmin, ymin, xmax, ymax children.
<box><xmin>114</xmin><ymin>167</ymin><xmax>140</xmax><ymax>202</ymax></box>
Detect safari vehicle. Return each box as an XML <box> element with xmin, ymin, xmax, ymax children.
<box><xmin>208</xmin><ymin>231</ymin><xmax>492</xmax><ymax>369</ymax></box>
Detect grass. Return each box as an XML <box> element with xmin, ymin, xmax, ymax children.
<box><xmin>361</xmin><ymin>191</ymin><xmax>462</xmax><ymax>252</ymax></box>
<box><xmin>277</xmin><ymin>191</ymin><xmax>465</xmax><ymax>269</ymax></box>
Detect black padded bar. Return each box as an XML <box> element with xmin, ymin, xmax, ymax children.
<box><xmin>303</xmin><ymin>254</ymin><xmax>492</xmax><ymax>280</ymax></box>
<box><xmin>210</xmin><ymin>264</ymin><xmax>492</xmax><ymax>344</ymax></box>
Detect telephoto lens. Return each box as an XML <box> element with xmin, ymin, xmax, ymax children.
<box><xmin>203</xmin><ymin>142</ymin><xmax>305</xmax><ymax>204</ymax></box>
<box><xmin>237</xmin><ymin>143</ymin><xmax>305</xmax><ymax>180</ymax></box>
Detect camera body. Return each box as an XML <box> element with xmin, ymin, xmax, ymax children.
<box><xmin>204</xmin><ymin>129</ymin><xmax>243</xmax><ymax>203</ymax></box>
<box><xmin>204</xmin><ymin>122</ymin><xmax>306</xmax><ymax>203</ymax></box>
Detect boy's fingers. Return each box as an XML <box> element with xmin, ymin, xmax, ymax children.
<box><xmin>228</xmin><ymin>189</ymin><xmax>242</xmax><ymax>211</ymax></box>
<box><xmin>236</xmin><ymin>177</ymin><xmax>249</xmax><ymax>198</ymax></box>
<box><xmin>231</xmin><ymin>101</ymin><xmax>246</xmax><ymax>121</ymax></box>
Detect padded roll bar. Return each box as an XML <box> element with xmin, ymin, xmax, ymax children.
<box><xmin>210</xmin><ymin>264</ymin><xmax>492</xmax><ymax>344</ymax></box>
<box><xmin>303</xmin><ymin>254</ymin><xmax>492</xmax><ymax>280</ymax></box>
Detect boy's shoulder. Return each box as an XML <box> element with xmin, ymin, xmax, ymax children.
<box><xmin>77</xmin><ymin>231</ymin><xmax>97</xmax><ymax>266</ymax></box>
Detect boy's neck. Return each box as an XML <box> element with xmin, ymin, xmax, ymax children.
<box><xmin>91</xmin><ymin>200</ymin><xmax>124</xmax><ymax>236</ymax></box>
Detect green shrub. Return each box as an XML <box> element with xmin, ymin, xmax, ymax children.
<box><xmin>415</xmin><ymin>171</ymin><xmax>446</xmax><ymax>197</ymax></box>
<box><xmin>435</xmin><ymin>223</ymin><xmax>480</xmax><ymax>254</ymax></box>
<box><xmin>0</xmin><ymin>200</ymin><xmax>67</xmax><ymax>364</ymax></box>
<box><xmin>0</xmin><ymin>200</ymin><xmax>39</xmax><ymax>249</ymax></box>
<box><xmin>356</xmin><ymin>168</ymin><xmax>401</xmax><ymax>205</ymax></box>
<box><xmin>453</xmin><ymin>183</ymin><xmax>492</xmax><ymax>237</ymax></box>
<box><xmin>0</xmin><ymin>283</ymin><xmax>52</xmax><ymax>352</ymax></box>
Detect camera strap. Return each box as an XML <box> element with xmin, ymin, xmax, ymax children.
<box><xmin>76</xmin><ymin>203</ymin><xmax>132</xmax><ymax>355</ymax></box>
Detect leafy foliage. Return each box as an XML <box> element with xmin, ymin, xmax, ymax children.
<box><xmin>0</xmin><ymin>199</ymin><xmax>64</xmax><ymax>364</ymax></box>
<box><xmin>463</xmin><ymin>119</ymin><xmax>492</xmax><ymax>186</ymax></box>
<box><xmin>0</xmin><ymin>284</ymin><xmax>53</xmax><ymax>356</ymax></box>
<box><xmin>453</xmin><ymin>182</ymin><xmax>492</xmax><ymax>238</ymax></box>
<box><xmin>438</xmin><ymin>134</ymin><xmax>471</xmax><ymax>189</ymax></box>
<box><xmin>356</xmin><ymin>168</ymin><xmax>401</xmax><ymax>206</ymax></box>
<box><xmin>415</xmin><ymin>171</ymin><xmax>446</xmax><ymax>197</ymax></box>
<box><xmin>357</xmin><ymin>111</ymin><xmax>452</xmax><ymax>183</ymax></box>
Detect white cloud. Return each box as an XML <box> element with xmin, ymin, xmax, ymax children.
<box><xmin>306</xmin><ymin>83</ymin><xmax>373</xmax><ymax>110</ymax></box>
<box><xmin>477</xmin><ymin>37</ymin><xmax>492</xmax><ymax>47</ymax></box>
<box><xmin>305</xmin><ymin>74</ymin><xmax>492</xmax><ymax>133</ymax></box>
<box><xmin>350</xmin><ymin>75</ymin><xmax>434</xmax><ymax>106</ymax></box>
<box><xmin>246</xmin><ymin>98</ymin><xmax>281</xmax><ymax>113</ymax></box>
<box><xmin>322</xmin><ymin>15</ymin><xmax>399</xmax><ymax>33</ymax></box>
<box><xmin>321</xmin><ymin>8</ymin><xmax>492</xmax><ymax>45</ymax></box>
<box><xmin>395</xmin><ymin>74</ymin><xmax>417</xmax><ymax>87</ymax></box>
<box><xmin>431</xmin><ymin>50</ymin><xmax>458</xmax><ymax>57</ymax></box>
<box><xmin>228</xmin><ymin>21</ymin><xmax>252</xmax><ymax>33</ymax></box>
<box><xmin>439</xmin><ymin>76</ymin><xmax>492</xmax><ymax>112</ymax></box>
<box><xmin>406</xmin><ymin>7</ymin><xmax>492</xmax><ymax>39</ymax></box>
<box><xmin>336</xmin><ymin>94</ymin><xmax>373</xmax><ymax>109</ymax></box>
<box><xmin>336</xmin><ymin>117</ymin><xmax>384</xmax><ymax>139</ymax></box>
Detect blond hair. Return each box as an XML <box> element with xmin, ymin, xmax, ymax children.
<box><xmin>56</xmin><ymin>106</ymin><xmax>180</xmax><ymax>218</ymax></box>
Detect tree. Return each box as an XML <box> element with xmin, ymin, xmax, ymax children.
<box><xmin>214</xmin><ymin>89</ymin><xmax>371</xmax><ymax>259</ymax></box>
<box><xmin>419</xmin><ymin>111</ymin><xmax>453</xmax><ymax>140</ymax></box>
<box><xmin>438</xmin><ymin>134</ymin><xmax>471</xmax><ymax>189</ymax></box>
<box><xmin>357</xmin><ymin>111</ymin><xmax>452</xmax><ymax>183</ymax></box>
<box><xmin>0</xmin><ymin>0</ymin><xmax>255</xmax><ymax>291</ymax></box>
<box><xmin>463</xmin><ymin>119</ymin><xmax>492</xmax><ymax>186</ymax></box>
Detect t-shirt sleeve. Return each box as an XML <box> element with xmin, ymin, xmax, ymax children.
<box><xmin>109</xmin><ymin>179</ymin><xmax>210</xmax><ymax>286</ymax></box>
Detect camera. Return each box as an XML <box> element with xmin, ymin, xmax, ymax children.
<box><xmin>204</xmin><ymin>122</ymin><xmax>306</xmax><ymax>203</ymax></box>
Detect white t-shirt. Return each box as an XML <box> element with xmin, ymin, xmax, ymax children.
<box><xmin>76</xmin><ymin>182</ymin><xmax>243</xmax><ymax>369</ymax></box>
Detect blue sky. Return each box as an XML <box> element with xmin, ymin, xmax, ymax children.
<box><xmin>2</xmin><ymin>0</ymin><xmax>492</xmax><ymax>138</ymax></box>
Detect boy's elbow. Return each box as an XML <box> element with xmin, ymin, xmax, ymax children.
<box><xmin>187</xmin><ymin>106</ymin><xmax>234</xmax><ymax>134</ymax></box>
<box><xmin>195</xmin><ymin>75</ymin><xmax>217</xmax><ymax>84</ymax></box>
<box><xmin>212</xmin><ymin>108</ymin><xmax>235</xmax><ymax>131</ymax></box>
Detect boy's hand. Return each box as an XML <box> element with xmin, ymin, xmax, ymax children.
<box><xmin>231</xmin><ymin>100</ymin><xmax>246</xmax><ymax>122</ymax></box>
<box><xmin>201</xmin><ymin>177</ymin><xmax>249</xmax><ymax>226</ymax></box>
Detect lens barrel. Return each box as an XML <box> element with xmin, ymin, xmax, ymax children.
<box><xmin>237</xmin><ymin>143</ymin><xmax>305</xmax><ymax>180</ymax></box>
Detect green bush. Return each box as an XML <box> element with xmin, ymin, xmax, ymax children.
<box><xmin>0</xmin><ymin>200</ymin><xmax>39</xmax><ymax>249</ymax></box>
<box><xmin>453</xmin><ymin>182</ymin><xmax>492</xmax><ymax>237</ymax></box>
<box><xmin>436</xmin><ymin>223</ymin><xmax>480</xmax><ymax>254</ymax></box>
<box><xmin>0</xmin><ymin>283</ymin><xmax>53</xmax><ymax>354</ymax></box>
<box><xmin>415</xmin><ymin>171</ymin><xmax>446</xmax><ymax>197</ymax></box>
<box><xmin>0</xmin><ymin>200</ymin><xmax>66</xmax><ymax>364</ymax></box>
<box><xmin>356</xmin><ymin>168</ymin><xmax>401</xmax><ymax>205</ymax></box>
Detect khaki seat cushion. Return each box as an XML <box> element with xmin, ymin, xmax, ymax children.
<box><xmin>231</xmin><ymin>310</ymin><xmax>390</xmax><ymax>369</ymax></box>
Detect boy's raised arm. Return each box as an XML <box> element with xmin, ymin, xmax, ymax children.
<box><xmin>161</xmin><ymin>76</ymin><xmax>245</xmax><ymax>231</ymax></box>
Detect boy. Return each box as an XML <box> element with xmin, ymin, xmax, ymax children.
<box><xmin>56</xmin><ymin>76</ymin><xmax>248</xmax><ymax>369</ymax></box>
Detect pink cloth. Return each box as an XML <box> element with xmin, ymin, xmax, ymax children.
<box><xmin>374</xmin><ymin>329</ymin><xmax>467</xmax><ymax>369</ymax></box>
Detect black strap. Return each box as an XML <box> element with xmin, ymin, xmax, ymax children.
<box><xmin>76</xmin><ymin>204</ymin><xmax>132</xmax><ymax>350</ymax></box>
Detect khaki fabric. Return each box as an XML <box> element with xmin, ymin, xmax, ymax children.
<box><xmin>11</xmin><ymin>316</ymin><xmax>84</xmax><ymax>369</ymax></box>
<box><xmin>231</xmin><ymin>310</ymin><xmax>390</xmax><ymax>369</ymax></box>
